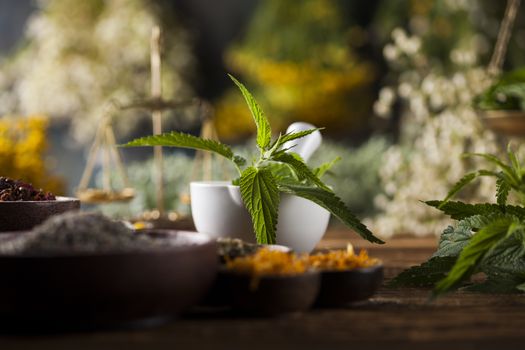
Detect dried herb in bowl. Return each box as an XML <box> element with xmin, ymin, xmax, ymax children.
<box><xmin>217</xmin><ymin>238</ymin><xmax>260</xmax><ymax>262</ymax></box>
<box><xmin>308</xmin><ymin>244</ymin><xmax>381</xmax><ymax>271</ymax></box>
<box><xmin>0</xmin><ymin>177</ymin><xmax>55</xmax><ymax>201</ymax></box>
<box><xmin>0</xmin><ymin>211</ymin><xmax>193</xmax><ymax>255</ymax></box>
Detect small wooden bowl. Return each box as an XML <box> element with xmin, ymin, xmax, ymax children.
<box><xmin>217</xmin><ymin>270</ymin><xmax>321</xmax><ymax>316</ymax></box>
<box><xmin>0</xmin><ymin>196</ymin><xmax>80</xmax><ymax>232</ymax></box>
<box><xmin>479</xmin><ymin>110</ymin><xmax>525</xmax><ymax>137</ymax></box>
<box><xmin>315</xmin><ymin>264</ymin><xmax>384</xmax><ymax>307</ymax></box>
<box><xmin>0</xmin><ymin>230</ymin><xmax>217</xmax><ymax>331</ymax></box>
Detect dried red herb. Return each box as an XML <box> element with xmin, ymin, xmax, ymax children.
<box><xmin>0</xmin><ymin>177</ymin><xmax>56</xmax><ymax>201</ymax></box>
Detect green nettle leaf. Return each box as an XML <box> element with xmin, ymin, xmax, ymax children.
<box><xmin>278</xmin><ymin>183</ymin><xmax>384</xmax><ymax>244</ymax></box>
<box><xmin>229</xmin><ymin>74</ymin><xmax>272</xmax><ymax>150</ymax></box>
<box><xmin>314</xmin><ymin>156</ymin><xmax>341</xmax><ymax>179</ymax></box>
<box><xmin>461</xmin><ymin>214</ymin><xmax>513</xmax><ymax>230</ymax></box>
<box><xmin>507</xmin><ymin>145</ymin><xmax>521</xmax><ymax>175</ymax></box>
<box><xmin>480</xmin><ymin>230</ymin><xmax>525</xmax><ymax>276</ymax></box>
<box><xmin>496</xmin><ymin>174</ymin><xmax>511</xmax><ymax>205</ymax></box>
<box><xmin>398</xmin><ymin>144</ymin><xmax>525</xmax><ymax>297</ymax></box>
<box><xmin>266</xmin><ymin>162</ymin><xmax>298</xmax><ymax>182</ymax></box>
<box><xmin>273</xmin><ymin>128</ymin><xmax>322</xmax><ymax>150</ymax></box>
<box><xmin>123</xmin><ymin>131</ymin><xmax>246</xmax><ymax>169</ymax></box>
<box><xmin>440</xmin><ymin>170</ymin><xmax>497</xmax><ymax>207</ymax></box>
<box><xmin>433</xmin><ymin>217</ymin><xmax>513</xmax><ymax>297</ymax></box>
<box><xmin>240</xmin><ymin>167</ymin><xmax>280</xmax><ymax>244</ymax></box>
<box><xmin>273</xmin><ymin>152</ymin><xmax>331</xmax><ymax>191</ymax></box>
<box><xmin>468</xmin><ymin>230</ymin><xmax>525</xmax><ymax>293</ymax></box>
<box><xmin>389</xmin><ymin>256</ymin><xmax>457</xmax><ymax>288</ymax></box>
<box><xmin>433</xmin><ymin>223</ymin><xmax>473</xmax><ymax>258</ymax></box>
<box><xmin>465</xmin><ymin>153</ymin><xmax>518</xmax><ymax>184</ymax></box>
<box><xmin>425</xmin><ymin>200</ymin><xmax>525</xmax><ymax>221</ymax></box>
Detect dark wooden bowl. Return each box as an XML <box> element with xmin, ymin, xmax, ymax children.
<box><xmin>0</xmin><ymin>230</ymin><xmax>217</xmax><ymax>331</ymax></box>
<box><xmin>479</xmin><ymin>110</ymin><xmax>525</xmax><ymax>137</ymax></box>
<box><xmin>314</xmin><ymin>264</ymin><xmax>384</xmax><ymax>307</ymax></box>
<box><xmin>0</xmin><ymin>196</ymin><xmax>80</xmax><ymax>232</ymax></box>
<box><xmin>217</xmin><ymin>270</ymin><xmax>320</xmax><ymax>316</ymax></box>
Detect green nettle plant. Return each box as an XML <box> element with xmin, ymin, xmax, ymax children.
<box><xmin>123</xmin><ymin>75</ymin><xmax>384</xmax><ymax>245</ymax></box>
<box><xmin>391</xmin><ymin>145</ymin><xmax>525</xmax><ymax>297</ymax></box>
<box><xmin>475</xmin><ymin>68</ymin><xmax>525</xmax><ymax>111</ymax></box>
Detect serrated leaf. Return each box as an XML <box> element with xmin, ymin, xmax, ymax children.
<box><xmin>465</xmin><ymin>153</ymin><xmax>518</xmax><ymax>185</ymax></box>
<box><xmin>273</xmin><ymin>128</ymin><xmax>322</xmax><ymax>150</ymax></box>
<box><xmin>278</xmin><ymin>182</ymin><xmax>384</xmax><ymax>244</ymax></box>
<box><xmin>507</xmin><ymin>144</ymin><xmax>521</xmax><ymax>176</ymax></box>
<box><xmin>122</xmin><ymin>131</ymin><xmax>246</xmax><ymax>168</ymax></box>
<box><xmin>470</xmin><ymin>229</ymin><xmax>525</xmax><ymax>293</ymax></box>
<box><xmin>240</xmin><ymin>167</ymin><xmax>279</xmax><ymax>244</ymax></box>
<box><xmin>265</xmin><ymin>162</ymin><xmax>298</xmax><ymax>182</ymax></box>
<box><xmin>389</xmin><ymin>256</ymin><xmax>457</xmax><ymax>288</ymax></box>
<box><xmin>273</xmin><ymin>152</ymin><xmax>331</xmax><ymax>191</ymax></box>
<box><xmin>433</xmin><ymin>222</ymin><xmax>473</xmax><ymax>258</ymax></box>
<box><xmin>433</xmin><ymin>217</ymin><xmax>513</xmax><ymax>297</ymax></box>
<box><xmin>440</xmin><ymin>170</ymin><xmax>497</xmax><ymax>206</ymax></box>
<box><xmin>229</xmin><ymin>74</ymin><xmax>272</xmax><ymax>150</ymax></box>
<box><xmin>425</xmin><ymin>200</ymin><xmax>525</xmax><ymax>220</ymax></box>
<box><xmin>314</xmin><ymin>157</ymin><xmax>341</xmax><ymax>178</ymax></box>
<box><xmin>461</xmin><ymin>214</ymin><xmax>511</xmax><ymax>230</ymax></box>
<box><xmin>496</xmin><ymin>174</ymin><xmax>510</xmax><ymax>205</ymax></box>
<box><xmin>480</xmin><ymin>230</ymin><xmax>525</xmax><ymax>275</ymax></box>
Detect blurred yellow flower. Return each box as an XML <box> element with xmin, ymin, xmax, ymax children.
<box><xmin>0</xmin><ymin>115</ymin><xmax>64</xmax><ymax>194</ymax></box>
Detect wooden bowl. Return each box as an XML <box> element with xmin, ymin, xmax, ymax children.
<box><xmin>479</xmin><ymin>110</ymin><xmax>525</xmax><ymax>137</ymax></box>
<box><xmin>0</xmin><ymin>230</ymin><xmax>217</xmax><ymax>331</ymax></box>
<box><xmin>217</xmin><ymin>270</ymin><xmax>321</xmax><ymax>316</ymax></box>
<box><xmin>0</xmin><ymin>196</ymin><xmax>80</xmax><ymax>232</ymax></box>
<box><xmin>314</xmin><ymin>264</ymin><xmax>384</xmax><ymax>307</ymax></box>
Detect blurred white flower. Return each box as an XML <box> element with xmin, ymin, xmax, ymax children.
<box><xmin>383</xmin><ymin>44</ymin><xmax>399</xmax><ymax>61</ymax></box>
<box><xmin>0</xmin><ymin>0</ymin><xmax>195</xmax><ymax>144</ymax></box>
<box><xmin>370</xmin><ymin>11</ymin><xmax>500</xmax><ymax>238</ymax></box>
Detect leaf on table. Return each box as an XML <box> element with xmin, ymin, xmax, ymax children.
<box><xmin>433</xmin><ymin>222</ymin><xmax>473</xmax><ymax>258</ymax></box>
<box><xmin>480</xmin><ymin>230</ymin><xmax>525</xmax><ymax>277</ymax></box>
<box><xmin>240</xmin><ymin>166</ymin><xmax>280</xmax><ymax>244</ymax></box>
<box><xmin>425</xmin><ymin>201</ymin><xmax>525</xmax><ymax>221</ymax></box>
<box><xmin>389</xmin><ymin>256</ymin><xmax>457</xmax><ymax>288</ymax></box>
<box><xmin>433</xmin><ymin>217</ymin><xmax>514</xmax><ymax>297</ymax></box>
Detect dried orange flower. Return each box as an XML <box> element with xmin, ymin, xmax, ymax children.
<box><xmin>308</xmin><ymin>244</ymin><xmax>380</xmax><ymax>271</ymax></box>
<box><xmin>226</xmin><ymin>248</ymin><xmax>308</xmax><ymax>276</ymax></box>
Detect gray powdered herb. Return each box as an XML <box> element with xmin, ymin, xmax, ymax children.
<box><xmin>0</xmin><ymin>211</ymin><xmax>188</xmax><ymax>255</ymax></box>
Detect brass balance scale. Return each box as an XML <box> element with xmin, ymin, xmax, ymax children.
<box><xmin>76</xmin><ymin>26</ymin><xmax>224</xmax><ymax>226</ymax></box>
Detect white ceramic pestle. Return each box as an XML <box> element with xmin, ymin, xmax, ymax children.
<box><xmin>282</xmin><ymin>122</ymin><xmax>322</xmax><ymax>162</ymax></box>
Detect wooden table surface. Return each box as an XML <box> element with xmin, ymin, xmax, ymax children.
<box><xmin>2</xmin><ymin>229</ymin><xmax>525</xmax><ymax>350</ymax></box>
